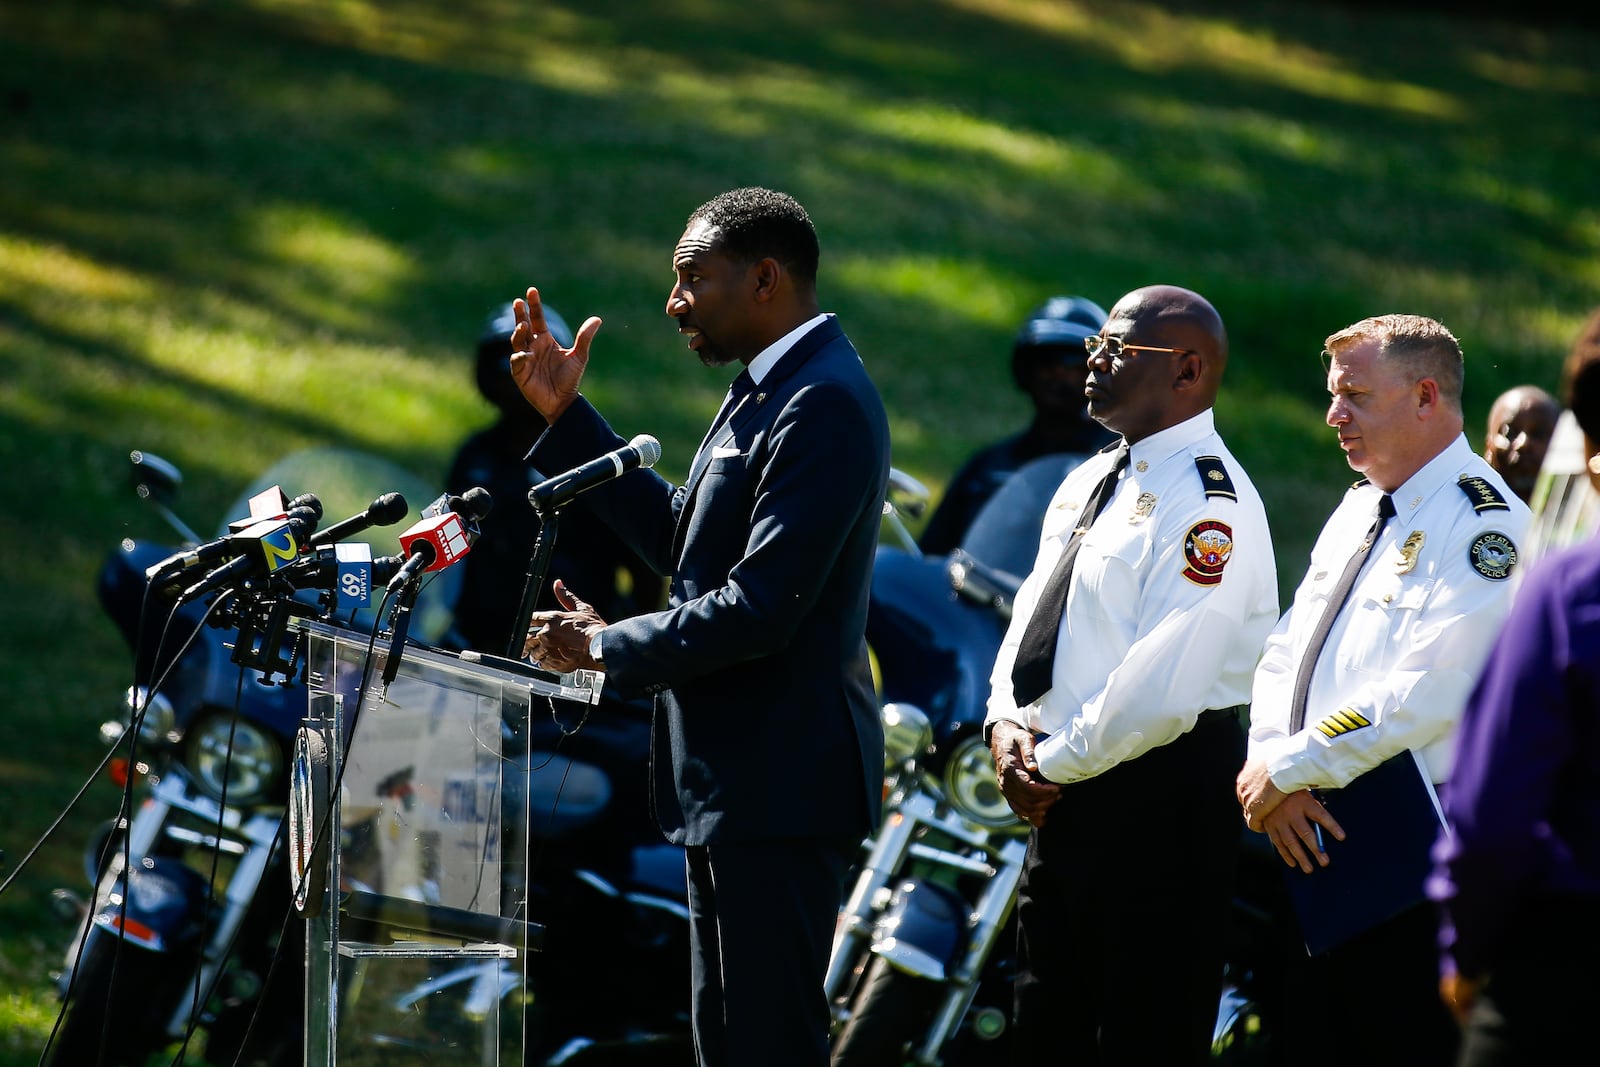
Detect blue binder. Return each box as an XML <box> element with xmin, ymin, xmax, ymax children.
<box><xmin>1282</xmin><ymin>750</ymin><xmax>1446</xmax><ymax>956</ymax></box>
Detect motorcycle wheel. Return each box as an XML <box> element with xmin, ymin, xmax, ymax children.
<box><xmin>831</xmin><ymin>955</ymin><xmax>943</xmax><ymax>1067</ymax></box>
<box><xmin>1211</xmin><ymin>983</ymin><xmax>1274</xmax><ymax>1065</ymax></box>
<box><xmin>43</xmin><ymin>930</ymin><xmax>182</xmax><ymax>1067</ymax></box>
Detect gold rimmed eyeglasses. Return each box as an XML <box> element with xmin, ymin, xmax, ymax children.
<box><xmin>1084</xmin><ymin>335</ymin><xmax>1193</xmax><ymax>359</ymax></box>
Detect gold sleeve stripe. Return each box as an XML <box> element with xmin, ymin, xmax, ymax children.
<box><xmin>1314</xmin><ymin>708</ymin><xmax>1372</xmax><ymax>737</ymax></box>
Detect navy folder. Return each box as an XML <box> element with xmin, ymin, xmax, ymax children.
<box><xmin>1282</xmin><ymin>750</ymin><xmax>1446</xmax><ymax>956</ymax></box>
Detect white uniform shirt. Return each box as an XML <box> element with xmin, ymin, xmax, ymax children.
<box><xmin>1249</xmin><ymin>434</ymin><xmax>1530</xmax><ymax>791</ymax></box>
<box><xmin>985</xmin><ymin>410</ymin><xmax>1279</xmax><ymax>784</ymax></box>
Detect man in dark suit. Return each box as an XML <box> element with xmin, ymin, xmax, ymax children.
<box><xmin>509</xmin><ymin>186</ymin><xmax>891</xmax><ymax>1067</ymax></box>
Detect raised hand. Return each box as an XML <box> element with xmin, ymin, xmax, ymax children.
<box><xmin>508</xmin><ymin>285</ymin><xmax>603</xmax><ymax>424</ymax></box>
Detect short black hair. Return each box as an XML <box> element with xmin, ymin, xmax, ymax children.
<box><xmin>687</xmin><ymin>187</ymin><xmax>819</xmax><ymax>288</ymax></box>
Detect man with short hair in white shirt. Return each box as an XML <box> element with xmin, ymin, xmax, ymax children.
<box><xmin>985</xmin><ymin>284</ymin><xmax>1279</xmax><ymax>1065</ymax></box>
<box><xmin>1237</xmin><ymin>313</ymin><xmax>1531</xmax><ymax>1067</ymax></box>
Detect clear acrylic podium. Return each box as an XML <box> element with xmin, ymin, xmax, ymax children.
<box><xmin>292</xmin><ymin>620</ymin><xmax>601</xmax><ymax>1066</ymax></box>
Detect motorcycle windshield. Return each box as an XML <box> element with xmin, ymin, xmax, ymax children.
<box><xmin>956</xmin><ymin>452</ymin><xmax>1097</xmax><ymax>582</ymax></box>
<box><xmin>224</xmin><ymin>447</ymin><xmax>465</xmax><ymax>646</ymax></box>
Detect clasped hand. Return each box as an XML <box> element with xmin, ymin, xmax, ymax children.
<box><xmin>523</xmin><ymin>579</ymin><xmax>607</xmax><ymax>674</ymax></box>
<box><xmin>988</xmin><ymin>721</ymin><xmax>1061</xmax><ymax>829</ymax></box>
<box><xmin>1235</xmin><ymin>758</ymin><xmax>1345</xmax><ymax>873</ymax></box>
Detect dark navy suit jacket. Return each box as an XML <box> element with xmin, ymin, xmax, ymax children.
<box><xmin>530</xmin><ymin>316</ymin><xmax>890</xmax><ymax>846</ymax></box>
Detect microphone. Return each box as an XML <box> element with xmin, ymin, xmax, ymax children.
<box><xmin>147</xmin><ymin>503</ymin><xmax>320</xmax><ymax>586</ymax></box>
<box><xmin>386</xmin><ymin>512</ymin><xmax>473</xmax><ymax>593</ymax></box>
<box><xmin>227</xmin><ymin>489</ymin><xmax>323</xmax><ymax>533</ymax></box>
<box><xmin>279</xmin><ymin>543</ymin><xmax>409</xmax><ymax>610</ymax></box>
<box><xmin>306</xmin><ymin>491</ymin><xmax>409</xmax><ymax>548</ymax></box>
<box><xmin>528</xmin><ymin>434</ymin><xmax>661</xmax><ymax>512</ymax></box>
<box><xmin>286</xmin><ymin>493</ymin><xmax>324</xmax><ymax>521</ymax></box>
<box><xmin>421</xmin><ymin>486</ymin><xmax>494</xmax><ymax>526</ymax></box>
<box><xmin>177</xmin><ymin>509</ymin><xmax>316</xmax><ymax>601</ymax></box>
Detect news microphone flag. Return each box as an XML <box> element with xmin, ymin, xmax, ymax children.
<box><xmin>334</xmin><ymin>542</ymin><xmax>373</xmax><ymax>609</ymax></box>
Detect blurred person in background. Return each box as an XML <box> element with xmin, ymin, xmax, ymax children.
<box><xmin>446</xmin><ymin>301</ymin><xmax>662</xmax><ymax>654</ymax></box>
<box><xmin>917</xmin><ymin>295</ymin><xmax>1117</xmax><ymax>556</ymax></box>
<box><xmin>1431</xmin><ymin>306</ymin><xmax>1600</xmax><ymax>1065</ymax></box>
<box><xmin>1481</xmin><ymin>383</ymin><xmax>1559</xmax><ymax>504</ymax></box>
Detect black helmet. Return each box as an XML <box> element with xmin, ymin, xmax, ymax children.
<box><xmin>1011</xmin><ymin>295</ymin><xmax>1107</xmax><ymax>390</ymax></box>
<box><xmin>475</xmin><ymin>300</ymin><xmax>575</xmax><ymax>414</ymax></box>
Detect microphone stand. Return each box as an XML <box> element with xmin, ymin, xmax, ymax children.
<box><xmin>506</xmin><ymin>499</ymin><xmax>562</xmax><ymax>661</ymax></box>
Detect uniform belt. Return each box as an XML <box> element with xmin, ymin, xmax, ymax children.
<box><xmin>1196</xmin><ymin>705</ymin><xmax>1245</xmax><ymax>729</ymax></box>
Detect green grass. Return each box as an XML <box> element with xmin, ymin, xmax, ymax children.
<box><xmin>2</xmin><ymin>0</ymin><xmax>1597</xmax><ymax>1058</ymax></box>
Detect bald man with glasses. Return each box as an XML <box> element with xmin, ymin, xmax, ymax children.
<box><xmin>985</xmin><ymin>284</ymin><xmax>1279</xmax><ymax>1064</ymax></box>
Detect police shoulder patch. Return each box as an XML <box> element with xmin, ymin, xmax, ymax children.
<box><xmin>1182</xmin><ymin>519</ymin><xmax>1234</xmax><ymax>586</ymax></box>
<box><xmin>1468</xmin><ymin>531</ymin><xmax>1518</xmax><ymax>580</ymax></box>
<box><xmin>1194</xmin><ymin>456</ymin><xmax>1237</xmax><ymax>501</ymax></box>
<box><xmin>1457</xmin><ymin>474</ymin><xmax>1509</xmax><ymax>512</ymax></box>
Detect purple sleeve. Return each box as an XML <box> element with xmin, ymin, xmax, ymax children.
<box><xmin>1430</xmin><ymin>555</ymin><xmax>1576</xmax><ymax>979</ymax></box>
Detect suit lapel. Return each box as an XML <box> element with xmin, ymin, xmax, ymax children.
<box><xmin>682</xmin><ymin>318</ymin><xmax>842</xmax><ymax>497</ymax></box>
<box><xmin>674</xmin><ymin>318</ymin><xmax>844</xmax><ymax>555</ymax></box>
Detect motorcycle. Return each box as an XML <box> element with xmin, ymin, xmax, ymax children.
<box><xmin>828</xmin><ymin>453</ymin><xmax>1281</xmax><ymax>1065</ymax></box>
<box><xmin>47</xmin><ymin>446</ymin><xmax>695</xmax><ymax>1066</ymax></box>
<box><xmin>43</xmin><ymin>447</ymin><xmax>465</xmax><ymax>1067</ymax></box>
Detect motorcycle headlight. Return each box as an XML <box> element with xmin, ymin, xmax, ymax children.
<box><xmin>942</xmin><ymin>733</ymin><xmax>1020</xmax><ymax>830</ymax></box>
<box><xmin>881</xmin><ymin>702</ymin><xmax>933</xmax><ymax>770</ymax></box>
<box><xmin>102</xmin><ymin>686</ymin><xmax>177</xmax><ymax>748</ymax></box>
<box><xmin>190</xmin><ymin>713</ymin><xmax>283</xmax><ymax>805</ymax></box>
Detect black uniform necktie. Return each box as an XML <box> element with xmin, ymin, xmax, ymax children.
<box><xmin>1288</xmin><ymin>494</ymin><xmax>1396</xmax><ymax>733</ymax></box>
<box><xmin>1010</xmin><ymin>443</ymin><xmax>1131</xmax><ymax>706</ymax></box>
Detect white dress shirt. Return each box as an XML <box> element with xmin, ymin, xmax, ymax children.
<box><xmin>986</xmin><ymin>409</ymin><xmax>1279</xmax><ymax>784</ymax></box>
<box><xmin>1249</xmin><ymin>434</ymin><xmax>1531</xmax><ymax>790</ymax></box>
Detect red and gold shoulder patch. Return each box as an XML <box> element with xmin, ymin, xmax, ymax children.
<box><xmin>1182</xmin><ymin>520</ymin><xmax>1234</xmax><ymax>586</ymax></box>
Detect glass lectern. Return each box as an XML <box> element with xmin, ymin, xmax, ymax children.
<box><xmin>292</xmin><ymin>620</ymin><xmax>601</xmax><ymax>1066</ymax></box>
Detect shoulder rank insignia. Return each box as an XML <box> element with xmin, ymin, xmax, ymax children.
<box><xmin>1314</xmin><ymin>708</ymin><xmax>1372</xmax><ymax>738</ymax></box>
<box><xmin>1194</xmin><ymin>456</ymin><xmax>1237</xmax><ymax>501</ymax></box>
<box><xmin>1457</xmin><ymin>474</ymin><xmax>1510</xmax><ymax>512</ymax></box>
<box><xmin>1468</xmin><ymin>531</ymin><xmax>1518</xmax><ymax>580</ymax></box>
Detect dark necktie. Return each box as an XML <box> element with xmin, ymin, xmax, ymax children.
<box><xmin>711</xmin><ymin>369</ymin><xmax>756</xmax><ymax>434</ymax></box>
<box><xmin>1010</xmin><ymin>443</ymin><xmax>1131</xmax><ymax>706</ymax></box>
<box><xmin>1288</xmin><ymin>494</ymin><xmax>1396</xmax><ymax>733</ymax></box>
<box><xmin>689</xmin><ymin>370</ymin><xmax>757</xmax><ymax>489</ymax></box>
